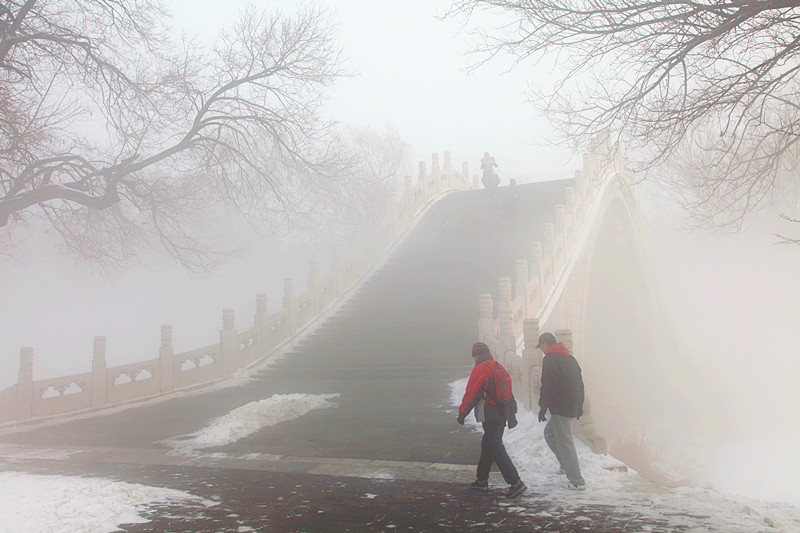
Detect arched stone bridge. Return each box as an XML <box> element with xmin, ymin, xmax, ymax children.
<box><xmin>0</xmin><ymin>139</ymin><xmax>671</xmax><ymax>531</ymax></box>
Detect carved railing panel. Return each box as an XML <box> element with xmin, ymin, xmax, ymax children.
<box><xmin>32</xmin><ymin>373</ymin><xmax>91</xmax><ymax>417</ymax></box>
<box><xmin>173</xmin><ymin>346</ymin><xmax>221</xmax><ymax>389</ymax></box>
<box><xmin>107</xmin><ymin>358</ymin><xmax>160</xmax><ymax>404</ymax></box>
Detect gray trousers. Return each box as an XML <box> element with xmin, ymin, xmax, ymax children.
<box><xmin>544</xmin><ymin>414</ymin><xmax>585</xmax><ymax>487</ymax></box>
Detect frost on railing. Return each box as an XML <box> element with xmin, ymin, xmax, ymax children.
<box><xmin>476</xmin><ymin>138</ymin><xmax>628</xmax><ymax>454</ymax></box>
<box><xmin>1</xmin><ymin>150</ymin><xmax>475</xmax><ymax>425</ymax></box>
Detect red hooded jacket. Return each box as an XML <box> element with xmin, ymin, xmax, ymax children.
<box><xmin>459</xmin><ymin>353</ymin><xmax>506</xmax><ymax>423</ymax></box>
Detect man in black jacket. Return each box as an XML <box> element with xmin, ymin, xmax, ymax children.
<box><xmin>537</xmin><ymin>332</ymin><xmax>586</xmax><ymax>490</ymax></box>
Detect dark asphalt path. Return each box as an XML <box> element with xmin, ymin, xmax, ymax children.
<box><xmin>0</xmin><ymin>182</ymin><xmax>691</xmax><ymax>532</ymax></box>
<box><xmin>4</xmin><ymin>456</ymin><xmax>680</xmax><ymax>532</ymax></box>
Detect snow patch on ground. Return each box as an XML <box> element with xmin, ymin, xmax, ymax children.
<box><xmin>449</xmin><ymin>378</ymin><xmax>800</xmax><ymax>532</ymax></box>
<box><xmin>0</xmin><ymin>470</ymin><xmax>213</xmax><ymax>533</ymax></box>
<box><xmin>161</xmin><ymin>393</ymin><xmax>340</xmax><ymax>453</ymax></box>
<box><xmin>364</xmin><ymin>472</ymin><xmax>395</xmax><ymax>480</ymax></box>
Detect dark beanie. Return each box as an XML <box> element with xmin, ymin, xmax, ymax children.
<box><xmin>472</xmin><ymin>342</ymin><xmax>490</xmax><ymax>357</ymax></box>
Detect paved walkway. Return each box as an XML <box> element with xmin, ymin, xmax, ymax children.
<box><xmin>0</xmin><ymin>442</ymin><xmax>679</xmax><ymax>532</ymax></box>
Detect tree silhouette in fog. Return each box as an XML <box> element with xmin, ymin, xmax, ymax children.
<box><xmin>0</xmin><ymin>1</ymin><xmax>349</xmax><ymax>269</ymax></box>
<box><xmin>449</xmin><ymin>0</ymin><xmax>800</xmax><ymax>234</ymax></box>
<box><xmin>336</xmin><ymin>125</ymin><xmax>409</xmax><ymax>231</ymax></box>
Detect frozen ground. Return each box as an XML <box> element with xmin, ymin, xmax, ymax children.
<box><xmin>0</xmin><ymin>393</ymin><xmax>338</xmax><ymax>532</ymax></box>
<box><xmin>0</xmin><ymin>470</ymin><xmax>216</xmax><ymax>533</ymax></box>
<box><xmin>3</xmin><ymin>386</ymin><xmax>799</xmax><ymax>532</ymax></box>
<box><xmin>449</xmin><ymin>378</ymin><xmax>800</xmax><ymax>533</ymax></box>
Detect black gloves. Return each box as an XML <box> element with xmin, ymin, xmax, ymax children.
<box><xmin>457</xmin><ymin>413</ymin><xmax>466</xmax><ymax>425</ymax></box>
<box><xmin>507</xmin><ymin>414</ymin><xmax>518</xmax><ymax>429</ymax></box>
<box><xmin>538</xmin><ymin>408</ymin><xmax>547</xmax><ymax>422</ymax></box>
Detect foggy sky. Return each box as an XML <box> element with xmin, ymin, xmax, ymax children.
<box><xmin>1</xmin><ymin>0</ymin><xmax>798</xmax><ymax>508</ymax></box>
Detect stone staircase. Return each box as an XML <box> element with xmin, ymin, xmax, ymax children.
<box><xmin>0</xmin><ymin>181</ymin><xmax>572</xmax><ymax>467</ymax></box>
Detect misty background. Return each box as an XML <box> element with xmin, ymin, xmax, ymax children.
<box><xmin>1</xmin><ymin>0</ymin><xmax>798</xmax><ymax>508</ymax></box>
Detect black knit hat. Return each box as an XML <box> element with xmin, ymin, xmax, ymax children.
<box><xmin>536</xmin><ymin>332</ymin><xmax>557</xmax><ymax>349</ymax></box>
<box><xmin>472</xmin><ymin>342</ymin><xmax>490</xmax><ymax>357</ymax></box>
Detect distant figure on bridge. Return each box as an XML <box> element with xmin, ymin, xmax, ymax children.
<box><xmin>457</xmin><ymin>342</ymin><xmax>526</xmax><ymax>498</ymax></box>
<box><xmin>480</xmin><ymin>152</ymin><xmax>499</xmax><ymax>189</ymax></box>
<box><xmin>537</xmin><ymin>332</ymin><xmax>586</xmax><ymax>490</ymax></box>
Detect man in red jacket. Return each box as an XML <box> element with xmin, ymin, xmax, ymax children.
<box><xmin>537</xmin><ymin>332</ymin><xmax>586</xmax><ymax>490</ymax></box>
<box><xmin>457</xmin><ymin>342</ymin><xmax>526</xmax><ymax>498</ymax></box>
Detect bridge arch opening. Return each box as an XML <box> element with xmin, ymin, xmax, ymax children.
<box><xmin>581</xmin><ymin>195</ymin><xmax>674</xmax><ymax>451</ymax></box>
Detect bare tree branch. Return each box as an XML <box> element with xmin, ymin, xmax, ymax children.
<box><xmin>775</xmin><ymin>213</ymin><xmax>800</xmax><ymax>244</ymax></box>
<box><xmin>333</xmin><ymin>125</ymin><xmax>410</xmax><ymax>230</ymax></box>
<box><xmin>1</xmin><ymin>1</ymin><xmax>349</xmax><ymax>270</ymax></box>
<box><xmin>448</xmin><ymin>0</ymin><xmax>800</xmax><ymax>235</ymax></box>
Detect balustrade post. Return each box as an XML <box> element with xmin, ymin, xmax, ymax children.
<box><xmin>565</xmin><ymin>187</ymin><xmax>576</xmax><ymax>242</ymax></box>
<box><xmin>91</xmin><ymin>336</ymin><xmax>107</xmax><ymax>408</ymax></box>
<box><xmin>543</xmin><ymin>223</ymin><xmax>556</xmax><ymax>297</ymax></box>
<box><xmin>16</xmin><ymin>346</ymin><xmax>33</xmax><ymax>421</ymax></box>
<box><xmin>554</xmin><ymin>205</ymin><xmax>567</xmax><ymax>272</ymax></box>
<box><xmin>521</xmin><ymin>319</ymin><xmax>542</xmax><ymax>410</ymax></box>
<box><xmin>159</xmin><ymin>324</ymin><xmax>174</xmax><ymax>393</ymax></box>
<box><xmin>253</xmin><ymin>294</ymin><xmax>268</xmax><ymax>361</ymax></box>
<box><xmin>478</xmin><ymin>293</ymin><xmax>495</xmax><ymax>342</ymax></box>
<box><xmin>497</xmin><ymin>277</ymin><xmax>515</xmax><ymax>367</ymax></box>
<box><xmin>220</xmin><ymin>308</ymin><xmax>238</xmax><ymax>377</ymax></box>
<box><xmin>565</xmin><ymin>187</ymin><xmax>576</xmax><ymax>218</ymax></box>
<box><xmin>584</xmin><ymin>151</ymin><xmax>599</xmax><ymax>193</ymax></box>
<box><xmin>443</xmin><ymin>150</ymin><xmax>452</xmax><ymax>188</ymax></box>
<box><xmin>462</xmin><ymin>161</ymin><xmax>469</xmax><ymax>188</ymax></box>
<box><xmin>515</xmin><ymin>259</ymin><xmax>529</xmax><ymax>319</ymax></box>
<box><xmin>531</xmin><ymin>242</ymin><xmax>544</xmax><ymax>316</ymax></box>
<box><xmin>574</xmin><ymin>170</ymin><xmax>587</xmax><ymax>213</ymax></box>
<box><xmin>431</xmin><ymin>153</ymin><xmax>440</xmax><ymax>194</ymax></box>
<box><xmin>254</xmin><ymin>294</ymin><xmax>268</xmax><ymax>328</ymax></box>
<box><xmin>283</xmin><ymin>278</ymin><xmax>295</xmax><ymax>333</ymax></box>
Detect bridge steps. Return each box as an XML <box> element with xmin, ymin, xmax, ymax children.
<box><xmin>0</xmin><ymin>181</ymin><xmax>573</xmax><ymax>465</ymax></box>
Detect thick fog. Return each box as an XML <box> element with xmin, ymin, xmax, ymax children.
<box><xmin>1</xmin><ymin>0</ymin><xmax>574</xmax><ymax>385</ymax></box>
<box><xmin>647</xmin><ymin>204</ymin><xmax>799</xmax><ymax>504</ymax></box>
<box><xmin>2</xmin><ymin>0</ymin><xmax>798</xmax><ymax>511</ymax></box>
<box><xmin>583</xmin><ymin>185</ymin><xmax>800</xmax><ymax>505</ymax></box>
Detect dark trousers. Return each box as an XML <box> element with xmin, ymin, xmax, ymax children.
<box><xmin>476</xmin><ymin>421</ymin><xmax>520</xmax><ymax>485</ymax></box>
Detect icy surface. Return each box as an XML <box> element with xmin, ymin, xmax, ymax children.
<box><xmin>449</xmin><ymin>378</ymin><xmax>800</xmax><ymax>532</ymax></box>
<box><xmin>161</xmin><ymin>393</ymin><xmax>340</xmax><ymax>453</ymax></box>
<box><xmin>0</xmin><ymin>471</ymin><xmax>213</xmax><ymax>533</ymax></box>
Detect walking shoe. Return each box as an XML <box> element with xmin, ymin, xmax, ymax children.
<box><xmin>505</xmin><ymin>480</ymin><xmax>527</xmax><ymax>498</ymax></box>
<box><xmin>563</xmin><ymin>481</ymin><xmax>586</xmax><ymax>491</ymax></box>
<box><xmin>469</xmin><ymin>478</ymin><xmax>489</xmax><ymax>491</ymax></box>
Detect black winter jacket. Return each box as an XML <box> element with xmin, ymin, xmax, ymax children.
<box><xmin>538</xmin><ymin>342</ymin><xmax>585</xmax><ymax>418</ymax></box>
